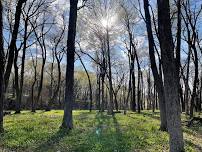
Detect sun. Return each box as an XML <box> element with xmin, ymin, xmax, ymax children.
<box><xmin>101</xmin><ymin>15</ymin><xmax>117</xmax><ymax>29</ymax></box>
<box><xmin>101</xmin><ymin>18</ymin><xmax>109</xmax><ymax>28</ymax></box>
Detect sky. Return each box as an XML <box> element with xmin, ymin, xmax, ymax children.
<box><xmin>2</xmin><ymin>0</ymin><xmax>202</xmax><ymax>80</ymax></box>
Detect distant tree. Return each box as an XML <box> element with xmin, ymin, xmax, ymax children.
<box><xmin>182</xmin><ymin>0</ymin><xmax>202</xmax><ymax>118</ymax></box>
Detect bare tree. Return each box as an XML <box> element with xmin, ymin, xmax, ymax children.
<box><xmin>0</xmin><ymin>0</ymin><xmax>5</xmax><ymax>133</ymax></box>
<box><xmin>157</xmin><ymin>0</ymin><xmax>184</xmax><ymax>151</ymax></box>
<box><xmin>61</xmin><ymin>0</ymin><xmax>79</xmax><ymax>130</ymax></box>
<box><xmin>4</xmin><ymin>0</ymin><xmax>27</xmax><ymax>90</ymax></box>
<box><xmin>143</xmin><ymin>0</ymin><xmax>167</xmax><ymax>131</ymax></box>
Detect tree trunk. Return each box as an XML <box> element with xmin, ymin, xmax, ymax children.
<box><xmin>76</xmin><ymin>52</ymin><xmax>93</xmax><ymax>112</ymax></box>
<box><xmin>184</xmin><ymin>42</ymin><xmax>191</xmax><ymax>115</ymax></box>
<box><xmin>18</xmin><ymin>18</ymin><xmax>28</xmax><ymax>113</ymax></box>
<box><xmin>4</xmin><ymin>0</ymin><xmax>27</xmax><ymax>90</ymax></box>
<box><xmin>157</xmin><ymin>0</ymin><xmax>184</xmax><ymax>151</ymax></box>
<box><xmin>143</xmin><ymin>0</ymin><xmax>167</xmax><ymax>131</ymax></box>
<box><xmin>36</xmin><ymin>58</ymin><xmax>45</xmax><ymax>108</ymax></box>
<box><xmin>175</xmin><ymin>0</ymin><xmax>183</xmax><ymax>112</ymax></box>
<box><xmin>106</xmin><ymin>28</ymin><xmax>113</xmax><ymax>115</ymax></box>
<box><xmin>14</xmin><ymin>47</ymin><xmax>20</xmax><ymax>113</ymax></box>
<box><xmin>96</xmin><ymin>68</ymin><xmax>101</xmax><ymax>111</ymax></box>
<box><xmin>131</xmin><ymin>61</ymin><xmax>136</xmax><ymax>111</ymax></box>
<box><xmin>61</xmin><ymin>0</ymin><xmax>78</xmax><ymax>130</ymax></box>
<box><xmin>101</xmin><ymin>74</ymin><xmax>105</xmax><ymax>112</ymax></box>
<box><xmin>0</xmin><ymin>0</ymin><xmax>5</xmax><ymax>133</ymax></box>
<box><xmin>190</xmin><ymin>45</ymin><xmax>198</xmax><ymax>118</ymax></box>
<box><xmin>31</xmin><ymin>54</ymin><xmax>37</xmax><ymax>113</ymax></box>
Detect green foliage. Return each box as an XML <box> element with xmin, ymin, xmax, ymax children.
<box><xmin>0</xmin><ymin>110</ymin><xmax>201</xmax><ymax>152</ymax></box>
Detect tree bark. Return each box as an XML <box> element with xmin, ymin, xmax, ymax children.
<box><xmin>18</xmin><ymin>18</ymin><xmax>28</xmax><ymax>113</ymax></box>
<box><xmin>143</xmin><ymin>0</ymin><xmax>167</xmax><ymax>131</ymax></box>
<box><xmin>4</xmin><ymin>0</ymin><xmax>27</xmax><ymax>90</ymax></box>
<box><xmin>190</xmin><ymin>45</ymin><xmax>198</xmax><ymax>118</ymax></box>
<box><xmin>157</xmin><ymin>0</ymin><xmax>184</xmax><ymax>151</ymax></box>
<box><xmin>61</xmin><ymin>0</ymin><xmax>78</xmax><ymax>130</ymax></box>
<box><xmin>106</xmin><ymin>28</ymin><xmax>113</xmax><ymax>115</ymax></box>
<box><xmin>0</xmin><ymin>0</ymin><xmax>5</xmax><ymax>133</ymax></box>
<box><xmin>175</xmin><ymin>0</ymin><xmax>183</xmax><ymax>112</ymax></box>
<box><xmin>14</xmin><ymin>46</ymin><xmax>20</xmax><ymax>113</ymax></box>
<box><xmin>76</xmin><ymin>52</ymin><xmax>93</xmax><ymax>112</ymax></box>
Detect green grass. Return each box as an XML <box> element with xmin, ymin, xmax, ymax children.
<box><xmin>0</xmin><ymin>110</ymin><xmax>201</xmax><ymax>152</ymax></box>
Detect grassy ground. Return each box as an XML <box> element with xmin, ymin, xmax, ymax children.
<box><xmin>0</xmin><ymin>110</ymin><xmax>201</xmax><ymax>152</ymax></box>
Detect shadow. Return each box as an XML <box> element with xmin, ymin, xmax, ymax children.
<box><xmin>35</xmin><ymin>128</ymin><xmax>69</xmax><ymax>151</ymax></box>
<box><xmin>112</xmin><ymin>115</ymin><xmax>121</xmax><ymax>135</ymax></box>
<box><xmin>94</xmin><ymin>112</ymin><xmax>112</xmax><ymax>135</ymax></box>
<box><xmin>72</xmin><ymin>112</ymin><xmax>132</xmax><ymax>152</ymax></box>
<box><xmin>185</xmin><ymin>139</ymin><xmax>202</xmax><ymax>151</ymax></box>
<box><xmin>9</xmin><ymin>110</ymin><xmax>47</xmax><ymax>116</ymax></box>
<box><xmin>139</xmin><ymin>111</ymin><xmax>160</xmax><ymax>120</ymax></box>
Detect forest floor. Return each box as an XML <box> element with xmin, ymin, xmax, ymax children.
<box><xmin>0</xmin><ymin>110</ymin><xmax>202</xmax><ymax>152</ymax></box>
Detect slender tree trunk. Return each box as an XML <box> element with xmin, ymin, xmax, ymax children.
<box><xmin>61</xmin><ymin>0</ymin><xmax>78</xmax><ymax>129</ymax></box>
<box><xmin>132</xmin><ymin>44</ymin><xmax>141</xmax><ymax>113</ymax></box>
<box><xmin>101</xmin><ymin>74</ymin><xmax>105</xmax><ymax>112</ymax></box>
<box><xmin>0</xmin><ymin>0</ymin><xmax>5</xmax><ymax>133</ymax></box>
<box><xmin>190</xmin><ymin>45</ymin><xmax>198</xmax><ymax>118</ymax></box>
<box><xmin>46</xmin><ymin>60</ymin><xmax>54</xmax><ymax>111</ymax></box>
<box><xmin>96</xmin><ymin>69</ymin><xmax>101</xmax><ymax>111</ymax></box>
<box><xmin>36</xmin><ymin>58</ymin><xmax>45</xmax><ymax>108</ymax></box>
<box><xmin>180</xmin><ymin>85</ymin><xmax>185</xmax><ymax>112</ymax></box>
<box><xmin>14</xmin><ymin>47</ymin><xmax>20</xmax><ymax>113</ymax></box>
<box><xmin>185</xmin><ymin>43</ymin><xmax>191</xmax><ymax>115</ymax></box>
<box><xmin>137</xmin><ymin>70</ymin><xmax>141</xmax><ymax>113</ymax></box>
<box><xmin>140</xmin><ymin>72</ymin><xmax>144</xmax><ymax>110</ymax></box>
<box><xmin>31</xmin><ymin>54</ymin><xmax>37</xmax><ymax>112</ymax></box>
<box><xmin>125</xmin><ymin>66</ymin><xmax>132</xmax><ymax>114</ymax></box>
<box><xmin>4</xmin><ymin>0</ymin><xmax>27</xmax><ymax>90</ymax></box>
<box><xmin>157</xmin><ymin>0</ymin><xmax>184</xmax><ymax>151</ymax></box>
<box><xmin>143</xmin><ymin>0</ymin><xmax>167</xmax><ymax>131</ymax></box>
<box><xmin>176</xmin><ymin>0</ymin><xmax>183</xmax><ymax>112</ymax></box>
<box><xmin>153</xmin><ymin>84</ymin><xmax>156</xmax><ymax>113</ymax></box>
<box><xmin>147</xmin><ymin>69</ymin><xmax>151</xmax><ymax>110</ymax></box>
<box><xmin>106</xmin><ymin>28</ymin><xmax>113</xmax><ymax>115</ymax></box>
<box><xmin>18</xmin><ymin>18</ymin><xmax>28</xmax><ymax>113</ymax></box>
<box><xmin>113</xmin><ymin>89</ymin><xmax>119</xmax><ymax>111</ymax></box>
<box><xmin>31</xmin><ymin>79</ymin><xmax>36</xmax><ymax>112</ymax></box>
<box><xmin>131</xmin><ymin>61</ymin><xmax>136</xmax><ymax>111</ymax></box>
<box><xmin>76</xmin><ymin>52</ymin><xmax>93</xmax><ymax>112</ymax></box>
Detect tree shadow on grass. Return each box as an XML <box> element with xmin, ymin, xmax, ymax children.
<box><xmin>35</xmin><ymin>128</ymin><xmax>69</xmax><ymax>152</ymax></box>
<box><xmin>185</xmin><ymin>139</ymin><xmax>202</xmax><ymax>151</ymax></box>
<box><xmin>140</xmin><ymin>111</ymin><xmax>160</xmax><ymax>120</ymax></box>
<box><xmin>126</xmin><ymin>111</ymin><xmax>160</xmax><ymax>123</ymax></box>
<box><xmin>73</xmin><ymin>112</ymin><xmax>132</xmax><ymax>152</ymax></box>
